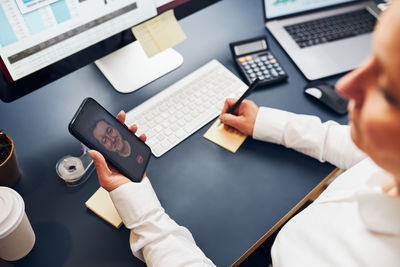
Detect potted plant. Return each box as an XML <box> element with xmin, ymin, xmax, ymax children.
<box><xmin>0</xmin><ymin>131</ymin><xmax>20</xmax><ymax>187</ymax></box>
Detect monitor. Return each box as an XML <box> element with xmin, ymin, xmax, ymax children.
<box><xmin>0</xmin><ymin>0</ymin><xmax>219</xmax><ymax>102</ymax></box>
<box><xmin>264</xmin><ymin>0</ymin><xmax>355</xmax><ymax>19</ymax></box>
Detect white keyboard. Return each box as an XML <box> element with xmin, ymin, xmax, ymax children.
<box><xmin>126</xmin><ymin>60</ymin><xmax>248</xmax><ymax>157</ymax></box>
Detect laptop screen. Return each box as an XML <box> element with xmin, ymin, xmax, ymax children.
<box><xmin>264</xmin><ymin>0</ymin><xmax>356</xmax><ymax>19</ymax></box>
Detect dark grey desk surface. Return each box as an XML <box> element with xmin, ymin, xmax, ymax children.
<box><xmin>1</xmin><ymin>0</ymin><xmax>349</xmax><ymax>266</ymax></box>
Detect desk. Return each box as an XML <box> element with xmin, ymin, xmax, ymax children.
<box><xmin>1</xmin><ymin>0</ymin><xmax>348</xmax><ymax>266</ymax></box>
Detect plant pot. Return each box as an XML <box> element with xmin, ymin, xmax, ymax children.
<box><xmin>0</xmin><ymin>135</ymin><xmax>20</xmax><ymax>187</ymax></box>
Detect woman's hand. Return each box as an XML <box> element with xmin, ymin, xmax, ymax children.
<box><xmin>88</xmin><ymin>110</ymin><xmax>147</xmax><ymax>192</ymax></box>
<box><xmin>219</xmin><ymin>99</ymin><xmax>259</xmax><ymax>136</ymax></box>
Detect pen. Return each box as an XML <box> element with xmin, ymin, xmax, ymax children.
<box><xmin>218</xmin><ymin>78</ymin><xmax>261</xmax><ymax>127</ymax></box>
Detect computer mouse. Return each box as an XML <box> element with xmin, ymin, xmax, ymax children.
<box><xmin>304</xmin><ymin>81</ymin><xmax>348</xmax><ymax>115</ymax></box>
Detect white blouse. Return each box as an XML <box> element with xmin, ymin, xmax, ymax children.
<box><xmin>110</xmin><ymin>107</ymin><xmax>400</xmax><ymax>266</ymax></box>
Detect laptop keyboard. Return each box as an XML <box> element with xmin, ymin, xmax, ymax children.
<box><xmin>284</xmin><ymin>9</ymin><xmax>377</xmax><ymax>48</ymax></box>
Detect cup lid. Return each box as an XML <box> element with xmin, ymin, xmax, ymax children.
<box><xmin>0</xmin><ymin>187</ymin><xmax>24</xmax><ymax>239</ymax></box>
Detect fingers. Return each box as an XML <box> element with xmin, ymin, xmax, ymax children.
<box><xmin>221</xmin><ymin>98</ymin><xmax>238</xmax><ymax>114</ymax></box>
<box><xmin>128</xmin><ymin>124</ymin><xmax>147</xmax><ymax>142</ymax></box>
<box><xmin>139</xmin><ymin>134</ymin><xmax>147</xmax><ymax>142</ymax></box>
<box><xmin>116</xmin><ymin>110</ymin><xmax>126</xmax><ymax>124</ymax></box>
<box><xmin>219</xmin><ymin>113</ymin><xmax>241</xmax><ymax>130</ymax></box>
<box><xmin>118</xmin><ymin>112</ymin><xmax>147</xmax><ymax>142</ymax></box>
<box><xmin>88</xmin><ymin>150</ymin><xmax>111</xmax><ymax>180</ymax></box>
<box><xmin>224</xmin><ymin>124</ymin><xmax>236</xmax><ymax>132</ymax></box>
<box><xmin>129</xmin><ymin>124</ymin><xmax>138</xmax><ymax>133</ymax></box>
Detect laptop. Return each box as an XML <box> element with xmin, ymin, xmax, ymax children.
<box><xmin>264</xmin><ymin>0</ymin><xmax>381</xmax><ymax>80</ymax></box>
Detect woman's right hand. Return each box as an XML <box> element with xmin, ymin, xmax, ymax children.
<box><xmin>219</xmin><ymin>98</ymin><xmax>259</xmax><ymax>136</ymax></box>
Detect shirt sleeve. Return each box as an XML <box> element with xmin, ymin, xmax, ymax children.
<box><xmin>252</xmin><ymin>107</ymin><xmax>366</xmax><ymax>170</ymax></box>
<box><xmin>109</xmin><ymin>177</ymin><xmax>216</xmax><ymax>267</ymax></box>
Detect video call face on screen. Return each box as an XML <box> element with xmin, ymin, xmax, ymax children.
<box><xmin>69</xmin><ymin>98</ymin><xmax>150</xmax><ymax>182</ymax></box>
<box><xmin>91</xmin><ymin>119</ymin><xmax>132</xmax><ymax>158</ymax></box>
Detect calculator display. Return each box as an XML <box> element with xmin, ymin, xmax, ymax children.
<box><xmin>230</xmin><ymin>36</ymin><xmax>288</xmax><ymax>86</ymax></box>
<box><xmin>234</xmin><ymin>40</ymin><xmax>267</xmax><ymax>56</ymax></box>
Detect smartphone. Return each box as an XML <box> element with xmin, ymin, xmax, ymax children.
<box><xmin>69</xmin><ymin>97</ymin><xmax>151</xmax><ymax>182</ymax></box>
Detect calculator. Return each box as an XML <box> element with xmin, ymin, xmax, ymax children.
<box><xmin>229</xmin><ymin>36</ymin><xmax>288</xmax><ymax>86</ymax></box>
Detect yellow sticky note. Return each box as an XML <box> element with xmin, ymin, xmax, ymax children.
<box><xmin>85</xmin><ymin>187</ymin><xmax>123</xmax><ymax>229</ymax></box>
<box><xmin>203</xmin><ymin>119</ymin><xmax>247</xmax><ymax>153</ymax></box>
<box><xmin>131</xmin><ymin>9</ymin><xmax>187</xmax><ymax>58</ymax></box>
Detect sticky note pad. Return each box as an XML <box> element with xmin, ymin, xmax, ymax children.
<box><xmin>203</xmin><ymin>119</ymin><xmax>247</xmax><ymax>153</ymax></box>
<box><xmin>131</xmin><ymin>9</ymin><xmax>187</xmax><ymax>58</ymax></box>
<box><xmin>85</xmin><ymin>187</ymin><xmax>123</xmax><ymax>229</ymax></box>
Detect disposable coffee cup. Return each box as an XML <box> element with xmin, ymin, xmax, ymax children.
<box><xmin>0</xmin><ymin>187</ymin><xmax>35</xmax><ymax>261</ymax></box>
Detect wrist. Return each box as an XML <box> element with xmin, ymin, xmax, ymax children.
<box><xmin>102</xmin><ymin>178</ymin><xmax>131</xmax><ymax>192</ymax></box>
<box><xmin>250</xmin><ymin>107</ymin><xmax>259</xmax><ymax>136</ymax></box>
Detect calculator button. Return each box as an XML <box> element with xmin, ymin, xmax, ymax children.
<box><xmin>257</xmin><ymin>62</ymin><xmax>263</xmax><ymax>66</ymax></box>
<box><xmin>260</xmin><ymin>66</ymin><xmax>266</xmax><ymax>70</ymax></box>
<box><xmin>267</xmin><ymin>64</ymin><xmax>273</xmax><ymax>69</ymax></box>
<box><xmin>260</xmin><ymin>56</ymin><xmax>268</xmax><ymax>61</ymax></box>
<box><xmin>258</xmin><ymin>76</ymin><xmax>265</xmax><ymax>80</ymax></box>
<box><xmin>269</xmin><ymin>59</ymin><xmax>277</xmax><ymax>64</ymax></box>
<box><xmin>253</xmin><ymin>67</ymin><xmax>260</xmax><ymax>72</ymax></box>
<box><xmin>238</xmin><ymin>57</ymin><xmax>246</xmax><ymax>63</ymax></box>
<box><xmin>255</xmin><ymin>58</ymin><xmax>260</xmax><ymax>63</ymax></box>
<box><xmin>244</xmin><ymin>65</ymin><xmax>251</xmax><ymax>69</ymax></box>
<box><xmin>256</xmin><ymin>71</ymin><xmax>262</xmax><ymax>76</ymax></box>
<box><xmin>263</xmin><ymin>70</ymin><xmax>269</xmax><ymax>75</ymax></box>
<box><xmin>247</xmin><ymin>69</ymin><xmax>254</xmax><ymax>73</ymax></box>
<box><xmin>273</xmin><ymin>63</ymin><xmax>279</xmax><ymax>67</ymax></box>
<box><xmin>245</xmin><ymin>56</ymin><xmax>252</xmax><ymax>61</ymax></box>
<box><xmin>279</xmin><ymin>71</ymin><xmax>285</xmax><ymax>75</ymax></box>
<box><xmin>267</xmin><ymin>55</ymin><xmax>273</xmax><ymax>60</ymax></box>
<box><xmin>249</xmin><ymin>73</ymin><xmax>256</xmax><ymax>78</ymax></box>
<box><xmin>251</xmin><ymin>64</ymin><xmax>257</xmax><ymax>68</ymax></box>
<box><xmin>270</xmin><ymin>70</ymin><xmax>278</xmax><ymax>77</ymax></box>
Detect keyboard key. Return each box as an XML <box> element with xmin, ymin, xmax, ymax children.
<box><xmin>175</xmin><ymin>129</ymin><xmax>185</xmax><ymax>139</ymax></box>
<box><xmin>161</xmin><ymin>140</ymin><xmax>170</xmax><ymax>149</ymax></box>
<box><xmin>162</xmin><ymin>121</ymin><xmax>169</xmax><ymax>128</ymax></box>
<box><xmin>152</xmin><ymin>145</ymin><xmax>163</xmax><ymax>156</ymax></box>
<box><xmin>164</xmin><ymin>128</ymin><xmax>172</xmax><ymax>136</ymax></box>
<box><xmin>154</xmin><ymin>125</ymin><xmax>162</xmax><ymax>133</ymax></box>
<box><xmin>168</xmin><ymin>135</ymin><xmax>178</xmax><ymax>144</ymax></box>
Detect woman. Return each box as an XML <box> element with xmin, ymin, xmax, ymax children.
<box><xmin>89</xmin><ymin>1</ymin><xmax>400</xmax><ymax>266</ymax></box>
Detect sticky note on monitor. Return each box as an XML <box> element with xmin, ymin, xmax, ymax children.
<box><xmin>131</xmin><ymin>9</ymin><xmax>187</xmax><ymax>58</ymax></box>
<box><xmin>203</xmin><ymin>119</ymin><xmax>247</xmax><ymax>153</ymax></box>
<box><xmin>85</xmin><ymin>187</ymin><xmax>123</xmax><ymax>229</ymax></box>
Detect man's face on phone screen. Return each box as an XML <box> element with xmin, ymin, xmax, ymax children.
<box><xmin>92</xmin><ymin>120</ymin><xmax>124</xmax><ymax>153</ymax></box>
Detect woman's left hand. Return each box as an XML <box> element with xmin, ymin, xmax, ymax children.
<box><xmin>89</xmin><ymin>110</ymin><xmax>147</xmax><ymax>192</ymax></box>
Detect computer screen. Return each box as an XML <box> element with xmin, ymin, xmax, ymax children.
<box><xmin>264</xmin><ymin>0</ymin><xmax>355</xmax><ymax>19</ymax></box>
<box><xmin>0</xmin><ymin>0</ymin><xmax>155</xmax><ymax>81</ymax></box>
<box><xmin>0</xmin><ymin>0</ymin><xmax>219</xmax><ymax>102</ymax></box>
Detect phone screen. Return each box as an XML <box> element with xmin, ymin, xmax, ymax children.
<box><xmin>69</xmin><ymin>98</ymin><xmax>151</xmax><ymax>182</ymax></box>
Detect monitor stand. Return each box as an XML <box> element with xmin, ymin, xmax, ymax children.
<box><xmin>95</xmin><ymin>41</ymin><xmax>183</xmax><ymax>93</ymax></box>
